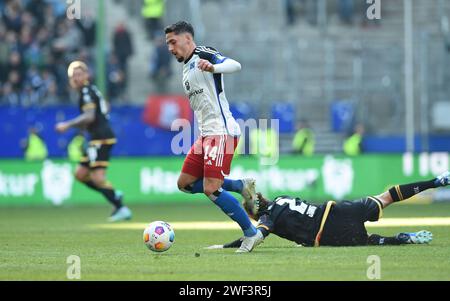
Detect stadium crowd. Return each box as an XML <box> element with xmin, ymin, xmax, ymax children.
<box><xmin>0</xmin><ymin>0</ymin><xmax>132</xmax><ymax>107</ymax></box>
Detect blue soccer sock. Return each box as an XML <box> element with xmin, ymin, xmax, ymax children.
<box><xmin>222</xmin><ymin>179</ymin><xmax>243</xmax><ymax>193</ymax></box>
<box><xmin>187</xmin><ymin>178</ymin><xmax>243</xmax><ymax>194</ymax></box>
<box><xmin>189</xmin><ymin>179</ymin><xmax>204</xmax><ymax>194</ymax></box>
<box><xmin>209</xmin><ymin>188</ymin><xmax>257</xmax><ymax>237</ymax></box>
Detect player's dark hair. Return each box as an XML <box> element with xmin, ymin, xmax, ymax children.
<box><xmin>256</xmin><ymin>198</ymin><xmax>271</xmax><ymax>217</ymax></box>
<box><xmin>164</xmin><ymin>21</ymin><xmax>195</xmax><ymax>38</ymax></box>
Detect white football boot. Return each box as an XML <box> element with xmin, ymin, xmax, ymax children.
<box><xmin>241</xmin><ymin>178</ymin><xmax>258</xmax><ymax>215</ymax></box>
<box><xmin>236</xmin><ymin>230</ymin><xmax>264</xmax><ymax>253</ymax></box>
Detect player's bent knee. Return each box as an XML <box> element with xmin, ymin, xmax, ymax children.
<box><xmin>203</xmin><ymin>185</ymin><xmax>221</xmax><ymax>197</ymax></box>
<box><xmin>203</xmin><ymin>179</ymin><xmax>223</xmax><ymax>197</ymax></box>
<box><xmin>177</xmin><ymin>180</ymin><xmax>184</xmax><ymax>191</ymax></box>
<box><xmin>177</xmin><ymin>180</ymin><xmax>190</xmax><ymax>193</ymax></box>
<box><xmin>205</xmin><ymin>189</ymin><xmax>221</xmax><ymax>201</ymax></box>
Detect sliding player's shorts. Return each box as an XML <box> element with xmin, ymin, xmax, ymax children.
<box><xmin>181</xmin><ymin>135</ymin><xmax>239</xmax><ymax>180</ymax></box>
<box><xmin>319</xmin><ymin>197</ymin><xmax>384</xmax><ymax>246</ymax></box>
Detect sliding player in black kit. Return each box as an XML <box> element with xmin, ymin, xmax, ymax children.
<box><xmin>206</xmin><ymin>172</ymin><xmax>450</xmax><ymax>249</ymax></box>
<box><xmin>55</xmin><ymin>61</ymin><xmax>132</xmax><ymax>222</ymax></box>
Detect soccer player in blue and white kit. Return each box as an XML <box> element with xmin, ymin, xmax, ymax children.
<box><xmin>165</xmin><ymin>21</ymin><xmax>264</xmax><ymax>252</ymax></box>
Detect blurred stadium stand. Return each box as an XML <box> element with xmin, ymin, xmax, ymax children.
<box><xmin>1</xmin><ymin>0</ymin><xmax>449</xmax><ymax>158</ymax></box>
<box><xmin>177</xmin><ymin>0</ymin><xmax>450</xmax><ymax>153</ymax></box>
<box><xmin>0</xmin><ymin>105</ymin><xmax>182</xmax><ymax>157</ymax></box>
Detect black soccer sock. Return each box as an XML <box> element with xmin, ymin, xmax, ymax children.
<box><xmin>82</xmin><ymin>180</ymin><xmax>123</xmax><ymax>209</ymax></box>
<box><xmin>388</xmin><ymin>179</ymin><xmax>437</xmax><ymax>203</ymax></box>
<box><xmin>367</xmin><ymin>234</ymin><xmax>403</xmax><ymax>246</ymax></box>
<box><xmin>98</xmin><ymin>186</ymin><xmax>123</xmax><ymax>209</ymax></box>
<box><xmin>83</xmin><ymin>180</ymin><xmax>102</xmax><ymax>192</ymax></box>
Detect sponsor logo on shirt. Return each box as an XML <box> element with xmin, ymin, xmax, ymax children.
<box><xmin>188</xmin><ymin>89</ymin><xmax>204</xmax><ymax>99</ymax></box>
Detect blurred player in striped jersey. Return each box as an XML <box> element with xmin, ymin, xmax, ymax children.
<box><xmin>165</xmin><ymin>21</ymin><xmax>263</xmax><ymax>253</ymax></box>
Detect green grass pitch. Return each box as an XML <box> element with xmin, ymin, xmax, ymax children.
<box><xmin>1</xmin><ymin>202</ymin><xmax>449</xmax><ymax>280</ymax></box>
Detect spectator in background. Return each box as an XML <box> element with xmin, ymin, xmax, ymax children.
<box><xmin>67</xmin><ymin>132</ymin><xmax>85</xmax><ymax>162</ymax></box>
<box><xmin>1</xmin><ymin>81</ymin><xmax>20</xmax><ymax>105</ymax></box>
<box><xmin>18</xmin><ymin>21</ymin><xmax>33</xmax><ymax>56</ymax></box>
<box><xmin>343</xmin><ymin>123</ymin><xmax>365</xmax><ymax>156</ymax></box>
<box><xmin>6</xmin><ymin>69</ymin><xmax>22</xmax><ymax>95</ymax></box>
<box><xmin>6</xmin><ymin>51</ymin><xmax>26</xmax><ymax>89</ymax></box>
<box><xmin>40</xmin><ymin>73</ymin><xmax>59</xmax><ymax>105</ymax></box>
<box><xmin>284</xmin><ymin>0</ymin><xmax>318</xmax><ymax>27</ymax></box>
<box><xmin>52</xmin><ymin>19</ymin><xmax>83</xmax><ymax>58</ymax></box>
<box><xmin>76</xmin><ymin>47</ymin><xmax>95</xmax><ymax>75</ymax></box>
<box><xmin>284</xmin><ymin>0</ymin><xmax>299</xmax><ymax>26</ymax></box>
<box><xmin>43</xmin><ymin>1</ymin><xmax>57</xmax><ymax>30</ymax></box>
<box><xmin>46</xmin><ymin>53</ymin><xmax>70</xmax><ymax>101</ymax></box>
<box><xmin>2</xmin><ymin>0</ymin><xmax>23</xmax><ymax>33</ymax></box>
<box><xmin>0</xmin><ymin>23</ymin><xmax>8</xmax><ymax>83</ymax></box>
<box><xmin>149</xmin><ymin>33</ymin><xmax>171</xmax><ymax>93</ymax></box>
<box><xmin>25</xmin><ymin>27</ymin><xmax>51</xmax><ymax>68</ymax></box>
<box><xmin>5</xmin><ymin>28</ymin><xmax>20</xmax><ymax>52</ymax></box>
<box><xmin>25</xmin><ymin>0</ymin><xmax>46</xmax><ymax>27</ymax></box>
<box><xmin>0</xmin><ymin>0</ymin><xmax>92</xmax><ymax>106</ymax></box>
<box><xmin>141</xmin><ymin>0</ymin><xmax>165</xmax><ymax>40</ymax></box>
<box><xmin>107</xmin><ymin>53</ymin><xmax>126</xmax><ymax>102</ymax></box>
<box><xmin>22</xmin><ymin>64</ymin><xmax>45</xmax><ymax>106</ymax></box>
<box><xmin>338</xmin><ymin>0</ymin><xmax>354</xmax><ymax>25</ymax></box>
<box><xmin>21</xmin><ymin>126</ymin><xmax>48</xmax><ymax>161</ymax></box>
<box><xmin>113</xmin><ymin>22</ymin><xmax>133</xmax><ymax>85</ymax></box>
<box><xmin>76</xmin><ymin>12</ymin><xmax>96</xmax><ymax>48</ymax></box>
<box><xmin>45</xmin><ymin>0</ymin><xmax>67</xmax><ymax>18</ymax></box>
<box><xmin>292</xmin><ymin>120</ymin><xmax>315</xmax><ymax>156</ymax></box>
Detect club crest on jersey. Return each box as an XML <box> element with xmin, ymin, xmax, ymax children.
<box><xmin>189</xmin><ymin>62</ymin><xmax>195</xmax><ymax>70</ymax></box>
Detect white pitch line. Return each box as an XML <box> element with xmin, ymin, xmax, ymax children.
<box><xmin>91</xmin><ymin>217</ymin><xmax>450</xmax><ymax>230</ymax></box>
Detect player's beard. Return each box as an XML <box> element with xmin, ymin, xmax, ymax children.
<box><xmin>176</xmin><ymin>56</ymin><xmax>184</xmax><ymax>63</ymax></box>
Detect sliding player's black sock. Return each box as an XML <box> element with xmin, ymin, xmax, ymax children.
<box><xmin>83</xmin><ymin>180</ymin><xmax>123</xmax><ymax>209</ymax></box>
<box><xmin>388</xmin><ymin>179</ymin><xmax>437</xmax><ymax>203</ymax></box>
<box><xmin>367</xmin><ymin>234</ymin><xmax>403</xmax><ymax>245</ymax></box>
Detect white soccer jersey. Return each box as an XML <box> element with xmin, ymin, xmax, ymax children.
<box><xmin>182</xmin><ymin>46</ymin><xmax>241</xmax><ymax>137</ymax></box>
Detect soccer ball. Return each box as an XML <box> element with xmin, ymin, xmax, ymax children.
<box><xmin>143</xmin><ymin>221</ymin><xmax>175</xmax><ymax>252</ymax></box>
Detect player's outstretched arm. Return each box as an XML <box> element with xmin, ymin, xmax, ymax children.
<box><xmin>212</xmin><ymin>58</ymin><xmax>241</xmax><ymax>74</ymax></box>
<box><xmin>55</xmin><ymin>109</ymin><xmax>95</xmax><ymax>133</ymax></box>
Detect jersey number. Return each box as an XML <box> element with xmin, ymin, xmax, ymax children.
<box><xmin>87</xmin><ymin>146</ymin><xmax>99</xmax><ymax>162</ymax></box>
<box><xmin>277</xmin><ymin>198</ymin><xmax>308</xmax><ymax>214</ymax></box>
<box><xmin>277</xmin><ymin>198</ymin><xmax>317</xmax><ymax>217</ymax></box>
<box><xmin>204</xmin><ymin>145</ymin><xmax>218</xmax><ymax>161</ymax></box>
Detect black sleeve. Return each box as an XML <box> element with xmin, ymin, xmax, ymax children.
<box><xmin>223</xmin><ymin>237</ymin><xmax>244</xmax><ymax>248</ymax></box>
<box><xmin>257</xmin><ymin>226</ymin><xmax>270</xmax><ymax>238</ymax></box>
